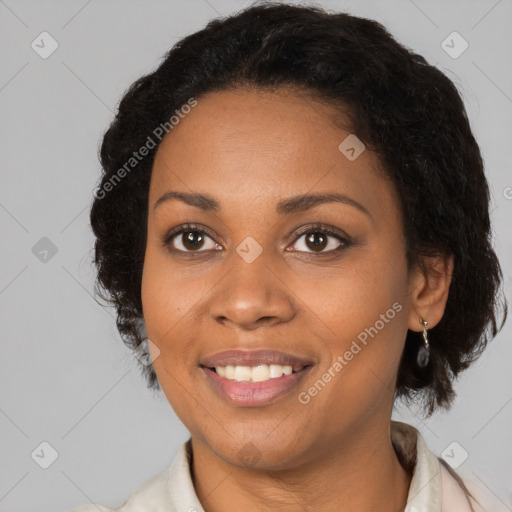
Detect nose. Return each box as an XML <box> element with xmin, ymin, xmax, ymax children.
<box><xmin>208</xmin><ymin>250</ymin><xmax>297</xmax><ymax>331</ymax></box>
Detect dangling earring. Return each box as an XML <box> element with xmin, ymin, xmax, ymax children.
<box><xmin>417</xmin><ymin>317</ymin><xmax>430</xmax><ymax>367</ymax></box>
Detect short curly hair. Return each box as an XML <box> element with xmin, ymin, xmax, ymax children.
<box><xmin>90</xmin><ymin>1</ymin><xmax>507</xmax><ymax>417</ymax></box>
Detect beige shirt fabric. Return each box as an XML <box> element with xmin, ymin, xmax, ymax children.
<box><xmin>69</xmin><ymin>420</ymin><xmax>489</xmax><ymax>512</ymax></box>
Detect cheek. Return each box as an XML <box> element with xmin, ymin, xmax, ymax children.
<box><xmin>141</xmin><ymin>244</ymin><xmax>219</xmax><ymax>388</ymax></box>
<box><xmin>142</xmin><ymin>241</ymin><xmax>198</xmax><ymax>329</ymax></box>
<box><xmin>141</xmin><ymin>250</ymin><xmax>204</xmax><ymax>424</ymax></box>
<box><xmin>141</xmin><ymin>247</ymin><xmax>191</xmax><ymax>364</ymax></box>
<box><xmin>299</xmin><ymin>264</ymin><xmax>407</xmax><ymax>435</ymax></box>
<box><xmin>308</xmin><ymin>239</ymin><xmax>409</xmax><ymax>384</ymax></box>
<box><xmin>296</xmin><ymin>241</ymin><xmax>408</xmax><ymax>335</ymax></box>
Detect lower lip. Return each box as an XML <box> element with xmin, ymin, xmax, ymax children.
<box><xmin>201</xmin><ymin>366</ymin><xmax>313</xmax><ymax>407</ymax></box>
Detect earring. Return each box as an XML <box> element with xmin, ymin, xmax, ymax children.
<box><xmin>417</xmin><ymin>317</ymin><xmax>430</xmax><ymax>368</ymax></box>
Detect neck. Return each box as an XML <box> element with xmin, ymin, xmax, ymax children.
<box><xmin>190</xmin><ymin>421</ymin><xmax>413</xmax><ymax>512</ymax></box>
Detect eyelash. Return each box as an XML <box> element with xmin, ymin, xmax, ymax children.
<box><xmin>161</xmin><ymin>222</ymin><xmax>351</xmax><ymax>257</ymax></box>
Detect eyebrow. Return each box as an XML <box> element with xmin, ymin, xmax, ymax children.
<box><xmin>153</xmin><ymin>191</ymin><xmax>372</xmax><ymax>219</ymax></box>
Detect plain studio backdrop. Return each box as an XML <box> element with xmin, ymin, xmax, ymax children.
<box><xmin>0</xmin><ymin>1</ymin><xmax>511</xmax><ymax>511</ymax></box>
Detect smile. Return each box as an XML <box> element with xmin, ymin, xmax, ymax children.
<box><xmin>201</xmin><ymin>364</ymin><xmax>313</xmax><ymax>407</ymax></box>
<box><xmin>211</xmin><ymin>363</ymin><xmax>306</xmax><ymax>382</ymax></box>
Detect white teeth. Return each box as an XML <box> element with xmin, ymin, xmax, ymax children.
<box><xmin>224</xmin><ymin>365</ymin><xmax>236</xmax><ymax>380</ymax></box>
<box><xmin>252</xmin><ymin>365</ymin><xmax>269</xmax><ymax>382</ymax></box>
<box><xmin>234</xmin><ymin>366</ymin><xmax>252</xmax><ymax>382</ymax></box>
<box><xmin>213</xmin><ymin>364</ymin><xmax>296</xmax><ymax>382</ymax></box>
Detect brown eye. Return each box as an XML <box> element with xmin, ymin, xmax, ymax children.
<box><xmin>163</xmin><ymin>223</ymin><xmax>350</xmax><ymax>256</ymax></box>
<box><xmin>164</xmin><ymin>225</ymin><xmax>219</xmax><ymax>253</ymax></box>
<box><xmin>182</xmin><ymin>231</ymin><xmax>205</xmax><ymax>251</ymax></box>
<box><xmin>289</xmin><ymin>225</ymin><xmax>350</xmax><ymax>254</ymax></box>
<box><xmin>304</xmin><ymin>232</ymin><xmax>328</xmax><ymax>252</ymax></box>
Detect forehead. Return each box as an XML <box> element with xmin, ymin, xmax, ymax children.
<box><xmin>149</xmin><ymin>87</ymin><xmax>394</xmax><ymax>216</ymax></box>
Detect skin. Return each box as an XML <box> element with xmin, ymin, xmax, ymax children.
<box><xmin>141</xmin><ymin>86</ymin><xmax>453</xmax><ymax>512</ymax></box>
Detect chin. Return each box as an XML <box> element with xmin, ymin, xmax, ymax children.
<box><xmin>204</xmin><ymin>432</ymin><xmax>309</xmax><ymax>470</ymax></box>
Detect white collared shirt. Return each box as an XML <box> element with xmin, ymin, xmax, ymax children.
<box><xmin>69</xmin><ymin>421</ymin><xmax>490</xmax><ymax>511</ymax></box>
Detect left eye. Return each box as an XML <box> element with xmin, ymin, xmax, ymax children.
<box><xmin>290</xmin><ymin>230</ymin><xmax>346</xmax><ymax>253</ymax></box>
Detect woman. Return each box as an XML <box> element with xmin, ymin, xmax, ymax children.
<box><xmin>71</xmin><ymin>2</ymin><xmax>507</xmax><ymax>511</ymax></box>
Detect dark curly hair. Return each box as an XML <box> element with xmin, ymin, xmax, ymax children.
<box><xmin>90</xmin><ymin>1</ymin><xmax>507</xmax><ymax>417</ymax></box>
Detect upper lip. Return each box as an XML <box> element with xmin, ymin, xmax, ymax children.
<box><xmin>200</xmin><ymin>349</ymin><xmax>315</xmax><ymax>369</ymax></box>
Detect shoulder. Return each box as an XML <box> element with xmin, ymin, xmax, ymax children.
<box><xmin>439</xmin><ymin>459</ymin><xmax>488</xmax><ymax>511</ymax></box>
<box><xmin>391</xmin><ymin>421</ymin><xmax>494</xmax><ymax>512</ymax></box>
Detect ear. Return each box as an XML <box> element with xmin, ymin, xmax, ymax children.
<box><xmin>407</xmin><ymin>254</ymin><xmax>454</xmax><ymax>332</ymax></box>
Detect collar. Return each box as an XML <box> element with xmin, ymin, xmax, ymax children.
<box><xmin>391</xmin><ymin>420</ymin><xmax>443</xmax><ymax>511</ymax></box>
<box><xmin>117</xmin><ymin>420</ymin><xmax>473</xmax><ymax>511</ymax></box>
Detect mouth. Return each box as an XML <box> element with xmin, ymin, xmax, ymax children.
<box><xmin>199</xmin><ymin>349</ymin><xmax>316</xmax><ymax>406</ymax></box>
<box><xmin>201</xmin><ymin>362</ymin><xmax>310</xmax><ymax>382</ymax></box>
<box><xmin>199</xmin><ymin>349</ymin><xmax>315</xmax><ymax>407</ymax></box>
<box><xmin>200</xmin><ymin>348</ymin><xmax>315</xmax><ymax>372</ymax></box>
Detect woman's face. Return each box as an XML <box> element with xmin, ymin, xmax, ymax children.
<box><xmin>141</xmin><ymin>87</ymin><xmax>420</xmax><ymax>468</ymax></box>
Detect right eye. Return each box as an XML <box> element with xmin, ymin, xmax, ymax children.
<box><xmin>162</xmin><ymin>223</ymin><xmax>221</xmax><ymax>253</ymax></box>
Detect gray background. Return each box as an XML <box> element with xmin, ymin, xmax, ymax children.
<box><xmin>0</xmin><ymin>0</ymin><xmax>511</xmax><ymax>511</ymax></box>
